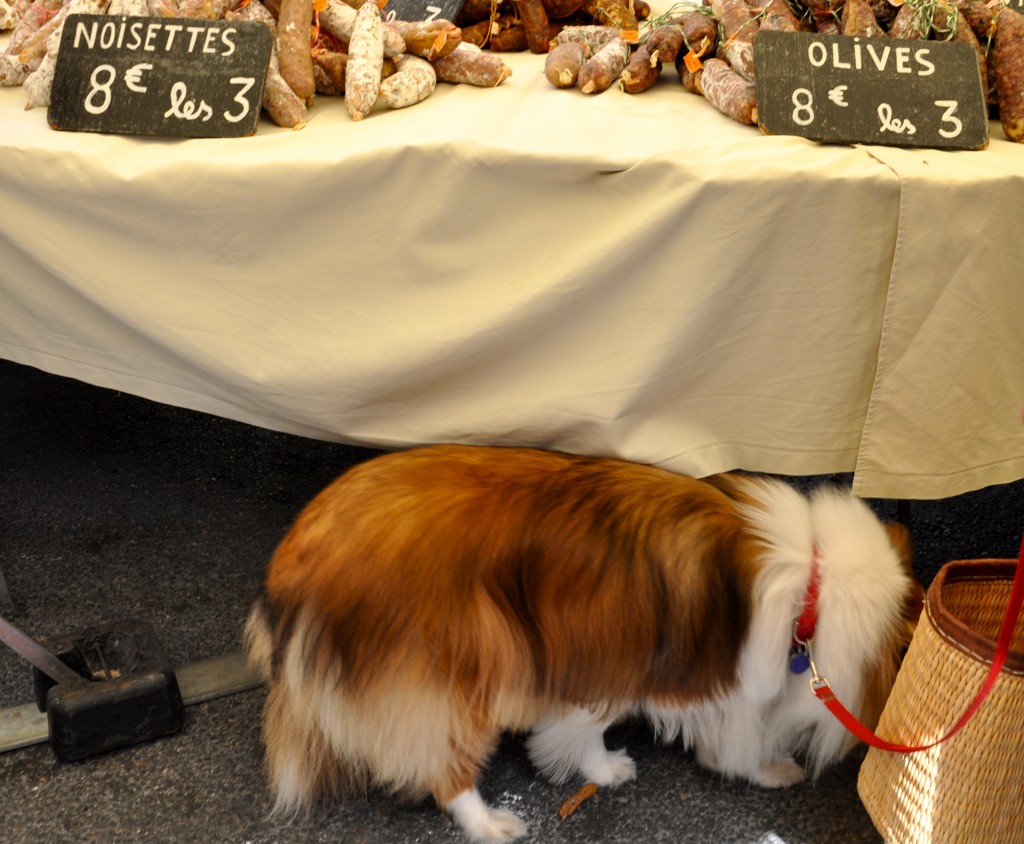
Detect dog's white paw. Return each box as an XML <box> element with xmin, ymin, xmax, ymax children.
<box><xmin>581</xmin><ymin>746</ymin><xmax>637</xmax><ymax>788</ymax></box>
<box><xmin>464</xmin><ymin>808</ymin><xmax>527</xmax><ymax>843</ymax></box>
<box><xmin>754</xmin><ymin>757</ymin><xmax>806</xmax><ymax>788</ymax></box>
<box><xmin>447</xmin><ymin>789</ymin><xmax>527</xmax><ymax>843</ymax></box>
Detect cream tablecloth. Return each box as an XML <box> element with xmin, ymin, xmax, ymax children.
<box><xmin>2</xmin><ymin>38</ymin><xmax>1022</xmax><ymax>500</ymax></box>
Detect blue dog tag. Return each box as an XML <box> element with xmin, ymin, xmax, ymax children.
<box><xmin>789</xmin><ymin>650</ymin><xmax>810</xmax><ymax>674</ymax></box>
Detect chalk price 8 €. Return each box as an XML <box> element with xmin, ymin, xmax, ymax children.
<box><xmin>81</xmin><ymin>62</ymin><xmax>258</xmax><ymax>126</ymax></box>
<box><xmin>787</xmin><ymin>85</ymin><xmax>966</xmax><ymax>140</ymax></box>
<box><xmin>48</xmin><ymin>14</ymin><xmax>272</xmax><ymax>138</ymax></box>
<box><xmin>754</xmin><ymin>31</ymin><xmax>989</xmax><ymax>151</ymax></box>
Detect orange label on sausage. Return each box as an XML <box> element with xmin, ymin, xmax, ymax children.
<box><xmin>683</xmin><ymin>50</ymin><xmax>703</xmax><ymax>73</ymax></box>
<box><xmin>620</xmin><ymin>29</ymin><xmax>640</xmax><ymax>42</ymax></box>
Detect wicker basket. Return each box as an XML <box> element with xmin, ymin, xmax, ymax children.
<box><xmin>858</xmin><ymin>559</ymin><xmax>1024</xmax><ymax>844</ymax></box>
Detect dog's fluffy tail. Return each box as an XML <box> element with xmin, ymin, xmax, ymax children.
<box><xmin>244</xmin><ymin>597</ymin><xmax>274</xmax><ymax>681</ymax></box>
<box><xmin>243</xmin><ymin>598</ymin><xmax>356</xmax><ymax>815</ymax></box>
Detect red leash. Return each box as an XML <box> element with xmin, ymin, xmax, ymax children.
<box><xmin>806</xmin><ymin>535</ymin><xmax>1024</xmax><ymax>754</ymax></box>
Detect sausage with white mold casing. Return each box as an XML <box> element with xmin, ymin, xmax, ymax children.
<box><xmin>146</xmin><ymin>0</ymin><xmax>179</xmax><ymax>15</ymax></box>
<box><xmin>696</xmin><ymin>56</ymin><xmax>758</xmax><ymax>125</ymax></box>
<box><xmin>435</xmin><ymin>43</ymin><xmax>513</xmax><ymax>87</ymax></box>
<box><xmin>176</xmin><ymin>0</ymin><xmax>242</xmax><ymax>17</ymax></box>
<box><xmin>313</xmin><ymin>52</ymin><xmax>398</xmax><ymax>97</ymax></box>
<box><xmin>760</xmin><ymin>0</ymin><xmax>807</xmax><ymax>32</ymax></box>
<box><xmin>21</xmin><ymin>24</ymin><xmax>62</xmax><ymax>107</ymax></box>
<box><xmin>319</xmin><ymin>0</ymin><xmax>406</xmax><ymax>58</ymax></box>
<box><xmin>22</xmin><ymin>0</ymin><xmax>111</xmax><ymax>109</ymax></box>
<box><xmin>3</xmin><ymin>0</ymin><xmax>67</xmax><ymax>87</ymax></box>
<box><xmin>1</xmin><ymin>0</ymin><xmax>16</xmax><ymax>29</ymax></box>
<box><xmin>4</xmin><ymin>0</ymin><xmax>63</xmax><ymax>59</ymax></box>
<box><xmin>317</xmin><ymin>0</ymin><xmax>358</xmax><ymax>41</ymax></box>
<box><xmin>555</xmin><ymin>23</ymin><xmax>621</xmax><ymax>55</ymax></box>
<box><xmin>1</xmin><ymin>3</ymin><xmax>62</xmax><ymax>87</ymax></box>
<box><xmin>379</xmin><ymin>53</ymin><xmax>435</xmax><ymax>108</ymax></box>
<box><xmin>0</xmin><ymin>56</ymin><xmax>32</xmax><ymax>86</ymax></box>
<box><xmin>345</xmin><ymin>0</ymin><xmax>384</xmax><ymax>120</ymax></box>
<box><xmin>107</xmin><ymin>0</ymin><xmax>148</xmax><ymax>15</ymax></box>
<box><xmin>710</xmin><ymin>0</ymin><xmax>757</xmax><ymax>81</ymax></box>
<box><xmin>577</xmin><ymin>34</ymin><xmax>629</xmax><ymax>94</ymax></box>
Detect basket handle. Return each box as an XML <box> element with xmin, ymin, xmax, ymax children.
<box><xmin>809</xmin><ymin>534</ymin><xmax>1024</xmax><ymax>754</ymax></box>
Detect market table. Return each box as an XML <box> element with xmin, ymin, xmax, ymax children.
<box><xmin>2</xmin><ymin>34</ymin><xmax>1023</xmax><ymax>501</ymax></box>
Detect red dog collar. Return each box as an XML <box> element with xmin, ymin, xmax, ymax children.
<box><xmin>807</xmin><ymin>534</ymin><xmax>1024</xmax><ymax>754</ymax></box>
<box><xmin>789</xmin><ymin>549</ymin><xmax>821</xmax><ymax>674</ymax></box>
<box><xmin>794</xmin><ymin>548</ymin><xmax>822</xmax><ymax>644</ymax></box>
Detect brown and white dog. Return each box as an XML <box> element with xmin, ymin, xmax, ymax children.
<box><xmin>245</xmin><ymin>445</ymin><xmax>921</xmax><ymax>842</ymax></box>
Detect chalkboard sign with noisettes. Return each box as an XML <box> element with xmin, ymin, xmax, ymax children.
<box><xmin>755</xmin><ymin>31</ymin><xmax>989</xmax><ymax>151</ymax></box>
<box><xmin>48</xmin><ymin>14</ymin><xmax>273</xmax><ymax>138</ymax></box>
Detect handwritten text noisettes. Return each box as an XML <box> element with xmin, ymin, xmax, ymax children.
<box><xmin>72</xmin><ymin>18</ymin><xmax>239</xmax><ymax>58</ymax></box>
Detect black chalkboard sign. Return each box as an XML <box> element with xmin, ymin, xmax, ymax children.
<box><xmin>755</xmin><ymin>31</ymin><xmax>988</xmax><ymax>150</ymax></box>
<box><xmin>48</xmin><ymin>14</ymin><xmax>272</xmax><ymax>138</ymax></box>
<box><xmin>384</xmin><ymin>0</ymin><xmax>467</xmax><ymax>23</ymax></box>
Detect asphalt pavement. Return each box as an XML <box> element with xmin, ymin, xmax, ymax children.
<box><xmin>1</xmin><ymin>358</ymin><xmax>1020</xmax><ymax>843</ymax></box>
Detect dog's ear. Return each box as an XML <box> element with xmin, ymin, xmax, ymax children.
<box><xmin>885</xmin><ymin>521</ymin><xmax>924</xmax><ymax>624</ymax></box>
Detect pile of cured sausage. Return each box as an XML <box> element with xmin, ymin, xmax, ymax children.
<box><xmin>0</xmin><ymin>0</ymin><xmax>513</xmax><ymax>126</ymax></box>
<box><xmin>462</xmin><ymin>0</ymin><xmax>1023</xmax><ymax>141</ymax></box>
<box><xmin>3</xmin><ymin>0</ymin><xmax>1024</xmax><ymax>140</ymax></box>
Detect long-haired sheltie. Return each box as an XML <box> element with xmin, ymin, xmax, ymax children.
<box><xmin>245</xmin><ymin>445</ymin><xmax>921</xmax><ymax>842</ymax></box>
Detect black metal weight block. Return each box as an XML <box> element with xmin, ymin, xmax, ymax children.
<box><xmin>31</xmin><ymin>619</ymin><xmax>185</xmax><ymax>762</ymax></box>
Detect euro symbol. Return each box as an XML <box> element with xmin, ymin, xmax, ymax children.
<box><xmin>827</xmin><ymin>85</ymin><xmax>849</xmax><ymax>107</ymax></box>
<box><xmin>124</xmin><ymin>63</ymin><xmax>153</xmax><ymax>94</ymax></box>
